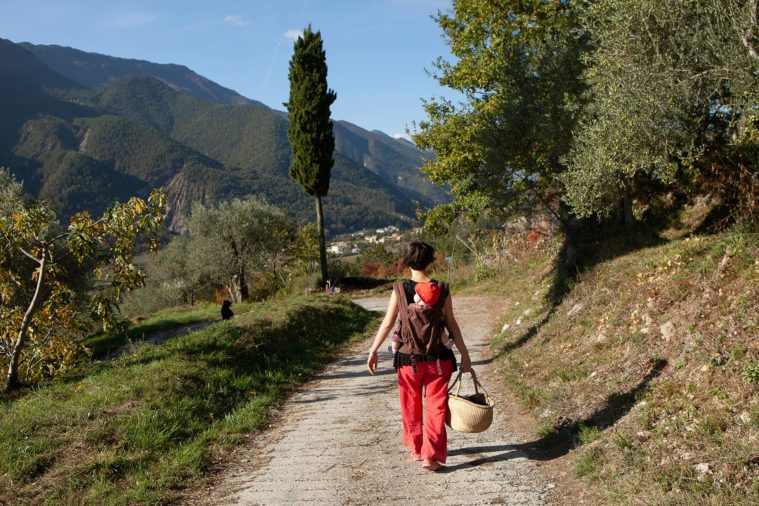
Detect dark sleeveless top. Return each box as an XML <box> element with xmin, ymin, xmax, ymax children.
<box><xmin>393</xmin><ymin>279</ymin><xmax>457</xmax><ymax>371</ymax></box>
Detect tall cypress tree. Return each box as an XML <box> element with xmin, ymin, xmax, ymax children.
<box><xmin>285</xmin><ymin>26</ymin><xmax>336</xmax><ymax>287</ymax></box>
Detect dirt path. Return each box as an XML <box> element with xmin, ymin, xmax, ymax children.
<box><xmin>102</xmin><ymin>320</ymin><xmax>216</xmax><ymax>360</ymax></box>
<box><xmin>194</xmin><ymin>295</ymin><xmax>554</xmax><ymax>505</ymax></box>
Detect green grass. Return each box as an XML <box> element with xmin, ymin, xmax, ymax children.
<box><xmin>0</xmin><ymin>295</ymin><xmax>377</xmax><ymax>504</ymax></box>
<box><xmin>575</xmin><ymin>446</ymin><xmax>604</xmax><ymax>480</ymax></box>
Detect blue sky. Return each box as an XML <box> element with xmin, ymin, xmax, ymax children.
<box><xmin>1</xmin><ymin>0</ymin><xmax>461</xmax><ymax>139</ymax></box>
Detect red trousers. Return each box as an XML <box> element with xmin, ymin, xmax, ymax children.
<box><xmin>397</xmin><ymin>359</ymin><xmax>454</xmax><ymax>463</ymax></box>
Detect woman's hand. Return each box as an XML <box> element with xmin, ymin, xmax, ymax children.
<box><xmin>459</xmin><ymin>352</ymin><xmax>472</xmax><ymax>373</ymax></box>
<box><xmin>367</xmin><ymin>350</ymin><xmax>378</xmax><ymax>375</ymax></box>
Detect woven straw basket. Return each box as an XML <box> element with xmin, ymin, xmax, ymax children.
<box><xmin>446</xmin><ymin>370</ymin><xmax>494</xmax><ymax>433</ymax></box>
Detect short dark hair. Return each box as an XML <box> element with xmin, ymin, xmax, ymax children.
<box><xmin>404</xmin><ymin>241</ymin><xmax>436</xmax><ymax>270</ymax></box>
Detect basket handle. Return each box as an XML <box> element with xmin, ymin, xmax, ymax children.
<box><xmin>448</xmin><ymin>369</ymin><xmax>490</xmax><ymax>400</ymax></box>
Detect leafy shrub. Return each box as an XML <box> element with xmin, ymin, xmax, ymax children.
<box><xmin>742</xmin><ymin>362</ymin><xmax>759</xmax><ymax>385</ymax></box>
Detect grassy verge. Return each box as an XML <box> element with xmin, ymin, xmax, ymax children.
<box><xmin>82</xmin><ymin>302</ymin><xmax>258</xmax><ymax>358</ymax></box>
<box><xmin>0</xmin><ymin>295</ymin><xmax>377</xmax><ymax>505</ymax></box>
<box><xmin>488</xmin><ymin>227</ymin><xmax>759</xmax><ymax>505</ymax></box>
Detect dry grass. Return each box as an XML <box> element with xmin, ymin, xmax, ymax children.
<box><xmin>490</xmin><ymin>227</ymin><xmax>759</xmax><ymax>505</ymax></box>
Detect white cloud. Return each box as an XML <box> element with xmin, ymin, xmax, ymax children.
<box><xmin>103</xmin><ymin>13</ymin><xmax>158</xmax><ymax>28</ymax></box>
<box><xmin>284</xmin><ymin>29</ymin><xmax>304</xmax><ymax>41</ymax></box>
<box><xmin>393</xmin><ymin>132</ymin><xmax>413</xmax><ymax>142</ymax></box>
<box><xmin>224</xmin><ymin>15</ymin><xmax>250</xmax><ymax>27</ymax></box>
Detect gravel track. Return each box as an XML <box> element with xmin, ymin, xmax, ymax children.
<box><xmin>194</xmin><ymin>295</ymin><xmax>552</xmax><ymax>505</ymax></box>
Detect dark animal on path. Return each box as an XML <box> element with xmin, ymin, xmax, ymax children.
<box><xmin>221</xmin><ymin>300</ymin><xmax>234</xmax><ymax>320</ymax></box>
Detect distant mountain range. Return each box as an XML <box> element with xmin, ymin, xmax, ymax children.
<box><xmin>0</xmin><ymin>38</ymin><xmax>446</xmax><ymax>234</ymax></box>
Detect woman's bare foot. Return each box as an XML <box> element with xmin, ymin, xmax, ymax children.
<box><xmin>422</xmin><ymin>459</ymin><xmax>441</xmax><ymax>471</ymax></box>
<box><xmin>411</xmin><ymin>453</ymin><xmax>422</xmax><ymax>461</ymax></box>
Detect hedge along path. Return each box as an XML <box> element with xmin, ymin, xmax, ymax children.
<box><xmin>194</xmin><ymin>295</ymin><xmax>552</xmax><ymax>505</ymax></box>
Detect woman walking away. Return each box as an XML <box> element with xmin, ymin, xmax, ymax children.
<box><xmin>367</xmin><ymin>241</ymin><xmax>471</xmax><ymax>471</ymax></box>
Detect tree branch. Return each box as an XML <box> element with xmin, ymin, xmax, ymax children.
<box><xmin>19</xmin><ymin>247</ymin><xmax>42</xmax><ymax>264</ymax></box>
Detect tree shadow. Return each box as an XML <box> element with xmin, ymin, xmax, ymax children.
<box><xmin>439</xmin><ymin>359</ymin><xmax>667</xmax><ymax>473</ymax></box>
<box><xmin>485</xmin><ymin>221</ymin><xmax>668</xmax><ymax>362</ymax></box>
<box><xmin>517</xmin><ymin>358</ymin><xmax>667</xmax><ymax>462</ymax></box>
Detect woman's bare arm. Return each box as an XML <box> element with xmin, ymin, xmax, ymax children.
<box><xmin>367</xmin><ymin>290</ymin><xmax>399</xmax><ymax>374</ymax></box>
<box><xmin>445</xmin><ymin>295</ymin><xmax>471</xmax><ymax>372</ymax></box>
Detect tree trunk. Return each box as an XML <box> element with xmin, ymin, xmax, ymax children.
<box><xmin>623</xmin><ymin>185</ymin><xmax>635</xmax><ymax>231</ymax></box>
<box><xmin>230</xmin><ymin>275</ymin><xmax>243</xmax><ymax>303</ymax></box>
<box><xmin>315</xmin><ymin>195</ymin><xmax>329</xmax><ymax>286</ymax></box>
<box><xmin>238</xmin><ymin>268</ymin><xmax>249</xmax><ymax>301</ymax></box>
<box><xmin>4</xmin><ymin>249</ymin><xmax>46</xmax><ymax>392</ymax></box>
<box><xmin>228</xmin><ymin>239</ymin><xmax>248</xmax><ymax>302</ymax></box>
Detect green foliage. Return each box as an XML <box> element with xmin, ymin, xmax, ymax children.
<box><xmin>170</xmin><ymin>196</ymin><xmax>292</xmax><ymax>302</ymax></box>
<box><xmin>285</xmin><ymin>26</ymin><xmax>337</xmax><ymax>284</ymax></box>
<box><xmin>285</xmin><ymin>26</ymin><xmax>336</xmax><ymax>199</ymax></box>
<box><xmin>292</xmin><ymin>222</ymin><xmax>320</xmax><ymax>274</ymax></box>
<box><xmin>563</xmin><ymin>0</ymin><xmax>759</xmax><ymax>221</ymax></box>
<box><xmin>414</xmin><ymin>0</ymin><xmax>590</xmax><ymax>223</ymax></box>
<box><xmin>360</xmin><ymin>243</ymin><xmax>394</xmax><ymax>267</ymax></box>
<box><xmin>0</xmin><ymin>169</ymin><xmax>166</xmax><ymax>390</ymax></box>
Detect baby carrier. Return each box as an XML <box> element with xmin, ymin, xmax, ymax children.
<box><xmin>393</xmin><ymin>281</ymin><xmax>450</xmax><ymax>356</ymax></box>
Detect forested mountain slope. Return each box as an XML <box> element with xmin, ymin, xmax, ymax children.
<box><xmin>1</xmin><ymin>38</ymin><xmax>445</xmax><ymax>233</ymax></box>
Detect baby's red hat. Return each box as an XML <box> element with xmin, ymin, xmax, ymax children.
<box><xmin>415</xmin><ymin>282</ymin><xmax>440</xmax><ymax>306</ymax></box>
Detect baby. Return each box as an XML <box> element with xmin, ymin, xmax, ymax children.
<box><xmin>387</xmin><ymin>283</ymin><xmax>454</xmax><ymax>354</ymax></box>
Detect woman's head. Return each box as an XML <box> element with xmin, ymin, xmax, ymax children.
<box><xmin>404</xmin><ymin>241</ymin><xmax>436</xmax><ymax>271</ymax></box>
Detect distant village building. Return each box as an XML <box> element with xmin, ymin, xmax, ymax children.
<box><xmin>327</xmin><ymin>241</ymin><xmax>350</xmax><ymax>255</ymax></box>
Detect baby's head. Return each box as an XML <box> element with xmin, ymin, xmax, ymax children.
<box><xmin>413</xmin><ymin>293</ymin><xmax>427</xmax><ymax>308</ymax></box>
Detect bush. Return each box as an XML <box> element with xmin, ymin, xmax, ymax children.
<box><xmin>742</xmin><ymin>362</ymin><xmax>759</xmax><ymax>385</ymax></box>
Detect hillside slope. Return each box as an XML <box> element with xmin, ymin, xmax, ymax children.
<box><xmin>18</xmin><ymin>40</ymin><xmax>446</xmax><ymax>204</ymax></box>
<box><xmin>19</xmin><ymin>42</ymin><xmax>256</xmax><ymax>106</ymax></box>
<box><xmin>477</xmin><ymin>228</ymin><xmax>758</xmax><ymax>505</ymax></box>
<box><xmin>0</xmin><ymin>39</ymin><xmax>444</xmax><ymax>233</ymax></box>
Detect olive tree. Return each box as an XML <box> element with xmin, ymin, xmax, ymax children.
<box><xmin>184</xmin><ymin>196</ymin><xmax>292</xmax><ymax>302</ymax></box>
<box><xmin>563</xmin><ymin>0</ymin><xmax>759</xmax><ymax>225</ymax></box>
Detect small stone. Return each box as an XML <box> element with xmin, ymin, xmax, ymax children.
<box><xmin>660</xmin><ymin>321</ymin><xmax>675</xmax><ymax>341</ymax></box>
<box><xmin>566</xmin><ymin>303</ymin><xmax>583</xmax><ymax>317</ymax></box>
<box><xmin>693</xmin><ymin>463</ymin><xmax>712</xmax><ymax>478</ymax></box>
<box><xmin>595</xmin><ymin>332</ymin><xmax>607</xmax><ymax>343</ymax></box>
<box><xmin>523</xmin><ymin>308</ymin><xmax>532</xmax><ymax>316</ymax></box>
<box><xmin>501</xmin><ymin>323</ymin><xmax>510</xmax><ymax>333</ymax></box>
<box><xmin>515</xmin><ymin>317</ymin><xmax>523</xmax><ymax>326</ymax></box>
<box><xmin>636</xmin><ymin>431</ymin><xmax>648</xmax><ymax>442</ymax></box>
<box><xmin>739</xmin><ymin>412</ymin><xmax>752</xmax><ymax>424</ymax></box>
<box><xmin>635</xmin><ymin>400</ymin><xmax>647</xmax><ymax>409</ymax></box>
<box><xmin>590</xmin><ymin>371</ymin><xmax>597</xmax><ymax>378</ymax></box>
